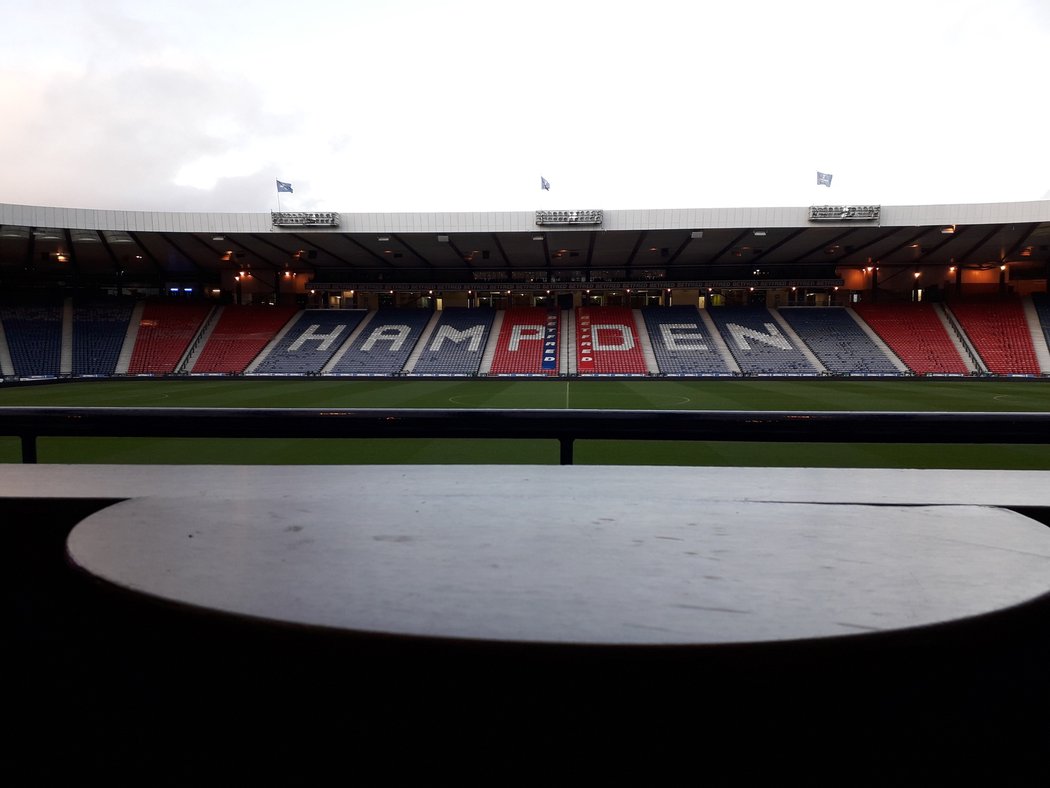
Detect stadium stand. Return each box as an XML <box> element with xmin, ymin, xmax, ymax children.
<box><xmin>0</xmin><ymin>297</ymin><xmax>63</xmax><ymax>376</ymax></box>
<box><xmin>641</xmin><ymin>306</ymin><xmax>734</xmax><ymax>375</ymax></box>
<box><xmin>252</xmin><ymin>309</ymin><xmax>367</xmax><ymax>374</ymax></box>
<box><xmin>852</xmin><ymin>302</ymin><xmax>968</xmax><ymax>374</ymax></box>
<box><xmin>488</xmin><ymin>308</ymin><xmax>560</xmax><ymax>376</ymax></box>
<box><xmin>326</xmin><ymin>308</ymin><xmax>431</xmax><ymax>375</ymax></box>
<box><xmin>1033</xmin><ymin>293</ymin><xmax>1050</xmax><ymax>360</ymax></box>
<box><xmin>576</xmin><ymin>307</ymin><xmax>647</xmax><ymax>375</ymax></box>
<box><xmin>126</xmin><ymin>300</ymin><xmax>214</xmax><ymax>374</ymax></box>
<box><xmin>71</xmin><ymin>298</ymin><xmax>136</xmax><ymax>376</ymax></box>
<box><xmin>947</xmin><ymin>299</ymin><xmax>1041</xmax><ymax>375</ymax></box>
<box><xmin>191</xmin><ymin>305</ymin><xmax>299</xmax><ymax>374</ymax></box>
<box><xmin>409</xmin><ymin>308</ymin><xmax>495</xmax><ymax>376</ymax></box>
<box><xmin>707</xmin><ymin>306</ymin><xmax>819</xmax><ymax>374</ymax></box>
<box><xmin>778</xmin><ymin>307</ymin><xmax>901</xmax><ymax>375</ymax></box>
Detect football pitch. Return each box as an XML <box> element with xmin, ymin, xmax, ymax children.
<box><xmin>2</xmin><ymin>377</ymin><xmax>1050</xmax><ymax>468</ymax></box>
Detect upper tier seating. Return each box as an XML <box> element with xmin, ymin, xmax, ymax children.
<box><xmin>0</xmin><ymin>298</ymin><xmax>62</xmax><ymax>376</ymax></box>
<box><xmin>778</xmin><ymin>307</ymin><xmax>900</xmax><ymax>375</ymax></box>
<box><xmin>707</xmin><ymin>307</ymin><xmax>818</xmax><ymax>374</ymax></box>
<box><xmin>192</xmin><ymin>305</ymin><xmax>299</xmax><ymax>373</ymax></box>
<box><xmin>72</xmin><ymin>298</ymin><xmax>135</xmax><ymax>376</ymax></box>
<box><xmin>127</xmin><ymin>300</ymin><xmax>213</xmax><ymax>374</ymax></box>
<box><xmin>487</xmin><ymin>308</ymin><xmax>559</xmax><ymax>375</ymax></box>
<box><xmin>947</xmin><ymin>299</ymin><xmax>1041</xmax><ymax>375</ymax></box>
<box><xmin>641</xmin><ymin>306</ymin><xmax>733</xmax><ymax>375</ymax></box>
<box><xmin>252</xmin><ymin>310</ymin><xmax>367</xmax><ymax>374</ymax></box>
<box><xmin>410</xmin><ymin>308</ymin><xmax>495</xmax><ymax>376</ymax></box>
<box><xmin>575</xmin><ymin>307</ymin><xmax>648</xmax><ymax>375</ymax></box>
<box><xmin>327</xmin><ymin>309</ymin><xmax>432</xmax><ymax>375</ymax></box>
<box><xmin>852</xmin><ymin>302</ymin><xmax>968</xmax><ymax>374</ymax></box>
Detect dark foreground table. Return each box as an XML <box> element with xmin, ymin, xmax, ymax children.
<box><xmin>7</xmin><ymin>465</ymin><xmax>1050</xmax><ymax>782</ymax></box>
<box><xmin>67</xmin><ymin>487</ymin><xmax>1050</xmax><ymax>645</ymax></box>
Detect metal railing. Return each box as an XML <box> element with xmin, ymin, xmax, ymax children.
<box><xmin>3</xmin><ymin>406</ymin><xmax>1050</xmax><ymax>464</ymax></box>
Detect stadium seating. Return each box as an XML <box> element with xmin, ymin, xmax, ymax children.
<box><xmin>72</xmin><ymin>298</ymin><xmax>136</xmax><ymax>376</ymax></box>
<box><xmin>488</xmin><ymin>308</ymin><xmax>560</xmax><ymax>376</ymax></box>
<box><xmin>1033</xmin><ymin>294</ymin><xmax>1050</xmax><ymax>359</ymax></box>
<box><xmin>947</xmin><ymin>299</ymin><xmax>1040</xmax><ymax>375</ymax></box>
<box><xmin>192</xmin><ymin>305</ymin><xmax>299</xmax><ymax>374</ymax></box>
<box><xmin>641</xmin><ymin>306</ymin><xmax>733</xmax><ymax>375</ymax></box>
<box><xmin>410</xmin><ymin>308</ymin><xmax>495</xmax><ymax>376</ymax></box>
<box><xmin>852</xmin><ymin>302</ymin><xmax>968</xmax><ymax>374</ymax></box>
<box><xmin>127</xmin><ymin>300</ymin><xmax>214</xmax><ymax>374</ymax></box>
<box><xmin>575</xmin><ymin>307</ymin><xmax>647</xmax><ymax>375</ymax></box>
<box><xmin>778</xmin><ymin>307</ymin><xmax>900</xmax><ymax>375</ymax></box>
<box><xmin>327</xmin><ymin>308</ymin><xmax>432</xmax><ymax>375</ymax></box>
<box><xmin>252</xmin><ymin>310</ymin><xmax>367</xmax><ymax>374</ymax></box>
<box><xmin>0</xmin><ymin>297</ymin><xmax>63</xmax><ymax>376</ymax></box>
<box><xmin>707</xmin><ymin>306</ymin><xmax>819</xmax><ymax>374</ymax></box>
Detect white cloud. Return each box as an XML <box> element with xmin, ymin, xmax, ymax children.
<box><xmin>2</xmin><ymin>0</ymin><xmax>1048</xmax><ymax>212</ymax></box>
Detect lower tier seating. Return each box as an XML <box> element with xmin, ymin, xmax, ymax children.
<box><xmin>641</xmin><ymin>306</ymin><xmax>733</xmax><ymax>375</ymax></box>
<box><xmin>707</xmin><ymin>307</ymin><xmax>818</xmax><ymax>374</ymax></box>
<box><xmin>488</xmin><ymin>308</ymin><xmax>559</xmax><ymax>375</ymax></box>
<box><xmin>127</xmin><ymin>300</ymin><xmax>214</xmax><ymax>374</ymax></box>
<box><xmin>252</xmin><ymin>310</ymin><xmax>367</xmax><ymax>374</ymax></box>
<box><xmin>948</xmin><ymin>299</ymin><xmax>1041</xmax><ymax>374</ymax></box>
<box><xmin>72</xmin><ymin>299</ymin><xmax>136</xmax><ymax>376</ymax></box>
<box><xmin>410</xmin><ymin>308</ymin><xmax>495</xmax><ymax>375</ymax></box>
<box><xmin>852</xmin><ymin>302</ymin><xmax>968</xmax><ymax>374</ymax></box>
<box><xmin>778</xmin><ymin>307</ymin><xmax>900</xmax><ymax>375</ymax></box>
<box><xmin>327</xmin><ymin>308</ymin><xmax>432</xmax><ymax>375</ymax></box>
<box><xmin>0</xmin><ymin>299</ymin><xmax>63</xmax><ymax>376</ymax></box>
<box><xmin>575</xmin><ymin>307</ymin><xmax>648</xmax><ymax>375</ymax></box>
<box><xmin>192</xmin><ymin>305</ymin><xmax>299</xmax><ymax>373</ymax></box>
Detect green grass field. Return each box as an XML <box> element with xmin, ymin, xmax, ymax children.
<box><xmin>2</xmin><ymin>377</ymin><xmax>1050</xmax><ymax>468</ymax></box>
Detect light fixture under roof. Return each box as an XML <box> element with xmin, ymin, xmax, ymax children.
<box><xmin>71</xmin><ymin>230</ymin><xmax>101</xmax><ymax>243</ymax></box>
<box><xmin>437</xmin><ymin>235</ymin><xmax>449</xmax><ymax>242</ymax></box>
<box><xmin>690</xmin><ymin>230</ymin><xmax>703</xmax><ymax>239</ymax></box>
<box><xmin>33</xmin><ymin>227</ymin><xmax>64</xmax><ymax>240</ymax></box>
<box><xmin>377</xmin><ymin>236</ymin><xmax>390</xmax><ymax>242</ymax></box>
<box><xmin>941</xmin><ymin>225</ymin><xmax>956</xmax><ymax>234</ymax></box>
<box><xmin>0</xmin><ymin>226</ymin><xmax>30</xmax><ymax>239</ymax></box>
<box><xmin>753</xmin><ymin>230</ymin><xmax>767</xmax><ymax>237</ymax></box>
<box><xmin>102</xmin><ymin>230</ymin><xmax>134</xmax><ymax>244</ymax></box>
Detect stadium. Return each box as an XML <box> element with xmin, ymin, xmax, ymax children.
<box><xmin>3</xmin><ymin>195</ymin><xmax>1050</xmax><ymax>782</ymax></box>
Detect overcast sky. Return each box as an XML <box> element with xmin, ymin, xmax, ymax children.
<box><xmin>1</xmin><ymin>0</ymin><xmax>1048</xmax><ymax>215</ymax></box>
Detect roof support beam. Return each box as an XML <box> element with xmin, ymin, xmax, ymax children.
<box><xmin>624</xmin><ymin>231</ymin><xmax>648</xmax><ymax>269</ymax></box>
<box><xmin>750</xmin><ymin>228</ymin><xmax>806</xmax><ymax>263</ymax></box>
<box><xmin>708</xmin><ymin>230</ymin><xmax>750</xmax><ymax>264</ymax></box>
<box><xmin>391</xmin><ymin>234</ymin><xmax>433</xmax><ymax>268</ymax></box>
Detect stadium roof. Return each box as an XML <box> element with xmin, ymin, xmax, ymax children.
<box><xmin>2</xmin><ymin>200</ymin><xmax>1048</xmax><ymax>286</ymax></box>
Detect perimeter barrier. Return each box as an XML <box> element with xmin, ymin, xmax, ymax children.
<box><xmin>4</xmin><ymin>407</ymin><xmax>1050</xmax><ymax>464</ymax></box>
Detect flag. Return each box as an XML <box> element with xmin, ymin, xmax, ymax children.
<box><xmin>276</xmin><ymin>180</ymin><xmax>293</xmax><ymax>193</ymax></box>
<box><xmin>541</xmin><ymin>176</ymin><xmax>550</xmax><ymax>191</ymax></box>
<box><xmin>816</xmin><ymin>172</ymin><xmax>833</xmax><ymax>187</ymax></box>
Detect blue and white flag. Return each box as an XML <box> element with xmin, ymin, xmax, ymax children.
<box><xmin>541</xmin><ymin>176</ymin><xmax>550</xmax><ymax>191</ymax></box>
<box><xmin>816</xmin><ymin>172</ymin><xmax>833</xmax><ymax>187</ymax></box>
<box><xmin>276</xmin><ymin>180</ymin><xmax>294</xmax><ymax>193</ymax></box>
